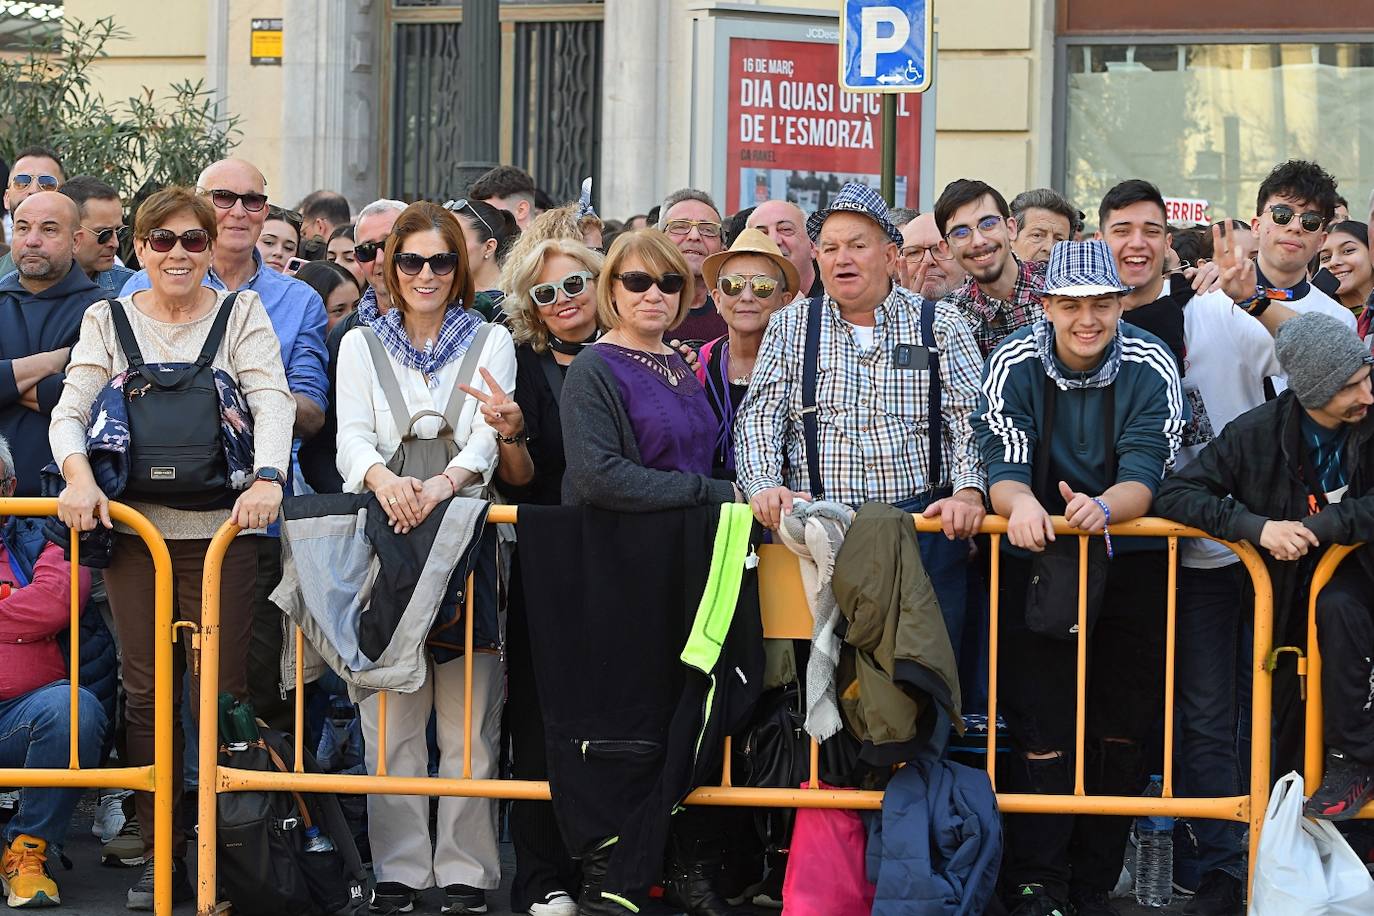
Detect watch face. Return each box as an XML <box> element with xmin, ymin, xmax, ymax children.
<box><xmin>257</xmin><ymin>467</ymin><xmax>281</xmax><ymax>482</ymax></box>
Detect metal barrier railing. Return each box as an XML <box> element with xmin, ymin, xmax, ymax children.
<box><xmin>0</xmin><ymin>498</ymin><xmax>175</xmax><ymax>916</ymax></box>
<box><xmin>194</xmin><ymin>508</ymin><xmax>1276</xmax><ymax>912</ymax></box>
<box><xmin>1304</xmin><ymin>544</ymin><xmax>1374</xmax><ymax>819</ymax></box>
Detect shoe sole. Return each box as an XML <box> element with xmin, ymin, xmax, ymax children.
<box><xmin>441</xmin><ymin>905</ymin><xmax>487</xmax><ymax>914</ymax></box>
<box><xmin>103</xmin><ymin>853</ymin><xmax>146</xmax><ymax>868</ymax></box>
<box><xmin>370</xmin><ymin>902</ymin><xmax>414</xmax><ymax>914</ymax></box>
<box><xmin>2</xmin><ymin>876</ymin><xmax>59</xmax><ymax>908</ymax></box>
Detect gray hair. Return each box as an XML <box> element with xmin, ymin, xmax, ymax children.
<box><xmin>357</xmin><ymin>199</ymin><xmax>407</xmax><ymax>222</ymax></box>
<box><xmin>659</xmin><ymin>188</ymin><xmax>720</xmax><ymax>227</ymax></box>
<box><xmin>887</xmin><ymin>207</ymin><xmax>919</xmax><ymax>228</ymax></box>
<box><xmin>1009</xmin><ymin>188</ymin><xmax>1077</xmax><ymax>226</ymax></box>
<box><xmin>0</xmin><ymin>434</ymin><xmax>13</xmax><ymax>482</ymax></box>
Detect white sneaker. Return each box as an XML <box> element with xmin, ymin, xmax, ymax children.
<box><xmin>528</xmin><ymin>891</ymin><xmax>577</xmax><ymax>915</ymax></box>
<box><xmin>92</xmin><ymin>791</ymin><xmax>129</xmax><ymax>844</ymax></box>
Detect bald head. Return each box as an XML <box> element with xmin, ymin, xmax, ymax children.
<box><xmin>11</xmin><ymin>192</ymin><xmax>79</xmax><ymax>290</ymax></box>
<box><xmin>197</xmin><ymin>158</ymin><xmax>267</xmax><ymax>193</ymax></box>
<box><xmin>747</xmin><ymin>198</ymin><xmax>816</xmax><ymax>296</ymax></box>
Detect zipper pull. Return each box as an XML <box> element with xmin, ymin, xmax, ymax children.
<box><xmin>580</xmin><ymin>740</ymin><xmax>589</xmax><ymax>761</ymax></box>
<box><xmin>744</xmin><ymin>547</ymin><xmax>760</xmax><ymax>570</ymax></box>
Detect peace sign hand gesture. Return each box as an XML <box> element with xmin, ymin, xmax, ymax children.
<box><xmin>1211</xmin><ymin>220</ymin><xmax>1258</xmax><ymax>305</ymax></box>
<box><xmin>460</xmin><ymin>367</ymin><xmax>526</xmax><ymax>441</ymax></box>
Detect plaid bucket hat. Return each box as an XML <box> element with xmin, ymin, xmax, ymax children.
<box><xmin>805</xmin><ymin>182</ymin><xmax>905</xmax><ymax>246</ymax></box>
<box><xmin>1043</xmin><ymin>239</ymin><xmax>1131</xmax><ymax>297</ymax></box>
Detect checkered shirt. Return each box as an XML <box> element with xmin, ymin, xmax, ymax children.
<box><xmin>735</xmin><ymin>285</ymin><xmax>987</xmax><ymax>507</ymax></box>
<box><xmin>943</xmin><ymin>256</ymin><xmax>1047</xmax><ymax>359</ymax></box>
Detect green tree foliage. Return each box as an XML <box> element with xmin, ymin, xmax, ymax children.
<box><xmin>0</xmin><ymin>16</ymin><xmax>240</xmax><ymax>201</ymax></box>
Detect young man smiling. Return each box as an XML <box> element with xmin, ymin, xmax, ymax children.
<box><xmin>975</xmin><ymin>239</ymin><xmax>1184</xmax><ymax>916</ymax></box>
<box><xmin>935</xmin><ymin>179</ymin><xmax>1046</xmax><ymax>358</ymax></box>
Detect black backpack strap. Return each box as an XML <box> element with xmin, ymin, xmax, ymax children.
<box><xmin>801</xmin><ymin>297</ymin><xmax>825</xmax><ymax>499</ymax></box>
<box><xmin>195</xmin><ymin>291</ymin><xmax>239</xmax><ymax>368</ymax></box>
<box><xmin>919</xmin><ymin>295</ymin><xmax>943</xmax><ymax>489</ymax></box>
<box><xmin>107</xmin><ymin>298</ymin><xmax>147</xmax><ymax>371</ymax></box>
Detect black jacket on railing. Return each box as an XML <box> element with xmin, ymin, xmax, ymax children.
<box><xmin>1154</xmin><ymin>389</ymin><xmax>1374</xmax><ymax>773</ymax></box>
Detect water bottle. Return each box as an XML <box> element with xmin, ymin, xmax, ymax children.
<box><xmin>1134</xmin><ymin>775</ymin><xmax>1174</xmax><ymax>907</ymax></box>
<box><xmin>302</xmin><ymin>826</ymin><xmax>335</xmax><ymax>854</ymax></box>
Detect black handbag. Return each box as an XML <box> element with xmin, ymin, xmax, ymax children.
<box><xmin>109</xmin><ymin>293</ymin><xmax>239</xmax><ymax>511</ymax></box>
<box><xmin>1023</xmin><ymin>373</ymin><xmax>1115</xmax><ymax>640</ymax></box>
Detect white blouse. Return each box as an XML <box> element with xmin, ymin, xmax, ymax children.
<box><xmin>334</xmin><ymin>322</ymin><xmax>517</xmax><ymax>494</ymax></box>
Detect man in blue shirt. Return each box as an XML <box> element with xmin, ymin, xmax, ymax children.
<box><xmin>120</xmin><ymin>157</ymin><xmax>328</xmax><ymax>731</ymax></box>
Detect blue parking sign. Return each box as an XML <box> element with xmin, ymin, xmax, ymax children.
<box><xmin>839</xmin><ymin>0</ymin><xmax>933</xmax><ymax>93</ymax></box>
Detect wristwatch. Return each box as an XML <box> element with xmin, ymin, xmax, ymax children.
<box><xmin>254</xmin><ymin>467</ymin><xmax>285</xmax><ymax>487</ymax></box>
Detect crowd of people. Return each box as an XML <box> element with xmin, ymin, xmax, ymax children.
<box><xmin>0</xmin><ymin>142</ymin><xmax>1371</xmax><ymax>916</ymax></box>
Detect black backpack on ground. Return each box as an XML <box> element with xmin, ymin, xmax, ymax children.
<box><xmin>109</xmin><ymin>292</ymin><xmax>238</xmax><ymax>510</ymax></box>
<box><xmin>217</xmin><ymin>725</ymin><xmax>367</xmax><ymax>916</ymax></box>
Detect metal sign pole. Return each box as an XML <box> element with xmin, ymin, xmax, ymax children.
<box><xmin>881</xmin><ymin>94</ymin><xmax>897</xmax><ymax>206</ymax></box>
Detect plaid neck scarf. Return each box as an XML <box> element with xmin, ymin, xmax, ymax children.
<box><xmin>1033</xmin><ymin>318</ymin><xmax>1123</xmax><ymax>389</ymax></box>
<box><xmin>371</xmin><ymin>303</ymin><xmax>481</xmax><ymax>387</ymax></box>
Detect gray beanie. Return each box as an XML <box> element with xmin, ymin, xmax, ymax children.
<box><xmin>1275</xmin><ymin>311</ymin><xmax>1374</xmax><ymax>408</ymax></box>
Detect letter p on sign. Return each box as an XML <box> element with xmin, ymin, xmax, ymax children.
<box><xmin>860</xmin><ymin>6</ymin><xmax>909</xmax><ymax>78</ymax></box>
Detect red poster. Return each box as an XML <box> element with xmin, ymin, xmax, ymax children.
<box><xmin>725</xmin><ymin>36</ymin><xmax>923</xmax><ymax>214</ymax></box>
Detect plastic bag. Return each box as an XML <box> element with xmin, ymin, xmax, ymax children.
<box><xmin>781</xmin><ymin>782</ymin><xmax>874</xmax><ymax>916</ymax></box>
<box><xmin>1251</xmin><ymin>771</ymin><xmax>1374</xmax><ymax>915</ymax></box>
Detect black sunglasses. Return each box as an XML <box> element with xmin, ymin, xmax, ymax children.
<box><xmin>83</xmin><ymin>224</ymin><xmax>128</xmax><ymax>246</ymax></box>
<box><xmin>11</xmin><ymin>173</ymin><xmax>59</xmax><ymax>192</ymax></box>
<box><xmin>394</xmin><ymin>251</ymin><xmax>460</xmax><ymax>277</ymax></box>
<box><xmin>615</xmin><ymin>271</ymin><xmax>686</xmax><ymax>295</ymax></box>
<box><xmin>203</xmin><ymin>188</ymin><xmax>269</xmax><ymax>212</ymax></box>
<box><xmin>1266</xmin><ymin>204</ymin><xmax>1325</xmax><ymax>233</ymax></box>
<box><xmin>143</xmin><ymin>228</ymin><xmax>211</xmax><ymax>254</ymax></box>
<box><xmin>353</xmin><ymin>236</ymin><xmax>389</xmax><ymax>263</ymax></box>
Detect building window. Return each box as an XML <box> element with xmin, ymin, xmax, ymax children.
<box><xmin>1064</xmin><ymin>41</ymin><xmax>1374</xmax><ymax>227</ymax></box>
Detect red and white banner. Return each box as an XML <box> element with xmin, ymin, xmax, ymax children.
<box><xmin>1164</xmin><ymin>197</ymin><xmax>1210</xmax><ymax>225</ymax></box>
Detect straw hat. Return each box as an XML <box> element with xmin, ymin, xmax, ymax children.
<box><xmin>701</xmin><ymin>227</ymin><xmax>801</xmax><ymax>298</ymax></box>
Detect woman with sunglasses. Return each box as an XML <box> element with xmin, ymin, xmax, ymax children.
<box><xmin>457</xmin><ymin>238</ymin><xmax>604</xmax><ymax>916</ymax></box>
<box><xmin>446</xmin><ymin>198</ymin><xmax>519</xmax><ymax>321</ymax></box>
<box><xmin>49</xmin><ymin>186</ymin><xmax>295</xmax><ymax>907</ymax></box>
<box><xmin>695</xmin><ymin>228</ymin><xmax>796</xmax><ymax>479</ymax></box>
<box><xmin>334</xmin><ymin>200</ymin><xmax>516</xmax><ymax>916</ymax></box>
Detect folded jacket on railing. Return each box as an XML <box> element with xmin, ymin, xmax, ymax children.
<box><xmin>270</xmin><ymin>492</ymin><xmax>492</xmax><ymax>698</ymax></box>
<box><xmin>518</xmin><ymin>503</ymin><xmax>763</xmax><ymax>910</ymax></box>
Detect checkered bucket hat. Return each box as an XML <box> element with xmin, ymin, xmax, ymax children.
<box><xmin>1043</xmin><ymin>239</ymin><xmax>1131</xmax><ymax>297</ymax></box>
<box><xmin>805</xmin><ymin>182</ymin><xmax>905</xmax><ymax>246</ymax></box>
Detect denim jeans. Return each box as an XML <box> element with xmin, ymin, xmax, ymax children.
<box><xmin>0</xmin><ymin>681</ymin><xmax>108</xmax><ymax>850</ymax></box>
<box><xmin>1174</xmin><ymin>564</ymin><xmax>1249</xmax><ymax>881</ymax></box>
<box><xmin>892</xmin><ymin>491</ymin><xmax>969</xmax><ymax>660</ymax></box>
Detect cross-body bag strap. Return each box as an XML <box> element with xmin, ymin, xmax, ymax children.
<box><xmin>801</xmin><ymin>297</ymin><xmax>825</xmax><ymax>499</ymax></box>
<box><xmin>438</xmin><ymin>322</ymin><xmax>493</xmax><ymax>431</ymax></box>
<box><xmin>539</xmin><ymin>349</ymin><xmax>564</xmax><ymax>403</ymax></box>
<box><xmin>919</xmin><ymin>295</ymin><xmax>943</xmax><ymax>488</ymax></box>
<box><xmin>1034</xmin><ymin>374</ymin><xmax>1117</xmax><ymax>502</ymax></box>
<box><xmin>361</xmin><ymin>327</ymin><xmax>418</xmax><ymax>443</ymax></box>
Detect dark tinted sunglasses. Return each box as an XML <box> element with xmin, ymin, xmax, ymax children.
<box><xmin>11</xmin><ymin>173</ymin><xmax>59</xmax><ymax>192</ymax></box>
<box><xmin>394</xmin><ymin>251</ymin><xmax>460</xmax><ymax>276</ymax></box>
<box><xmin>144</xmin><ymin>228</ymin><xmax>211</xmax><ymax>254</ymax></box>
<box><xmin>353</xmin><ymin>237</ymin><xmax>388</xmax><ymax>263</ymax></box>
<box><xmin>615</xmin><ymin>271</ymin><xmax>685</xmax><ymax>295</ymax></box>
<box><xmin>205</xmin><ymin>188</ymin><xmax>269</xmax><ymax>212</ymax></box>
<box><xmin>84</xmin><ymin>224</ymin><xmax>128</xmax><ymax>245</ymax></box>
<box><xmin>1266</xmin><ymin>204</ymin><xmax>1324</xmax><ymax>233</ymax></box>
<box><xmin>531</xmin><ymin>271</ymin><xmax>594</xmax><ymax>307</ymax></box>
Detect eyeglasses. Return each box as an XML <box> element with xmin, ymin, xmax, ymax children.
<box><xmin>946</xmin><ymin>215</ymin><xmax>1004</xmax><ymax>243</ymax></box>
<box><xmin>353</xmin><ymin>236</ymin><xmax>389</xmax><ymax>263</ymax></box>
<box><xmin>531</xmin><ymin>270</ymin><xmax>595</xmax><ymax>307</ymax></box>
<box><xmin>143</xmin><ymin>228</ymin><xmax>211</xmax><ymax>254</ymax></box>
<box><xmin>663</xmin><ymin>219</ymin><xmax>723</xmax><ymax>239</ymax></box>
<box><xmin>717</xmin><ymin>274</ymin><xmax>780</xmax><ymax>298</ymax></box>
<box><xmin>10</xmin><ymin>174</ymin><xmax>59</xmax><ymax>192</ymax></box>
<box><xmin>394</xmin><ymin>251</ymin><xmax>460</xmax><ymax>276</ymax></box>
<box><xmin>900</xmin><ymin>243</ymin><xmax>953</xmax><ymax>263</ymax></box>
<box><xmin>1266</xmin><ymin>204</ymin><xmax>1324</xmax><ymax>233</ymax></box>
<box><xmin>83</xmin><ymin>224</ymin><xmax>128</xmax><ymax>246</ymax></box>
<box><xmin>443</xmin><ymin>198</ymin><xmax>494</xmax><ymax>239</ymax></box>
<box><xmin>202</xmin><ymin>188</ymin><xmax>269</xmax><ymax>212</ymax></box>
<box><xmin>615</xmin><ymin>271</ymin><xmax>686</xmax><ymax>294</ymax></box>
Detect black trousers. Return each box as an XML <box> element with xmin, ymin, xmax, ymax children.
<box><xmin>997</xmin><ymin>550</ymin><xmax>1167</xmax><ymax>901</ymax></box>
<box><xmin>1315</xmin><ymin>560</ymin><xmax>1374</xmax><ymax>765</ymax></box>
<box><xmin>506</xmin><ymin>552</ymin><xmax>580</xmax><ymax>910</ymax></box>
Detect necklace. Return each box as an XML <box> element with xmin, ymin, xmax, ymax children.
<box><xmin>548</xmin><ymin>328</ymin><xmax>602</xmax><ymax>356</ymax></box>
<box><xmin>649</xmin><ymin>351</ymin><xmax>679</xmax><ymax>386</ymax></box>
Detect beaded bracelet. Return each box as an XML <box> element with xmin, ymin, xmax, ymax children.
<box><xmin>1091</xmin><ymin>497</ymin><xmax>1114</xmax><ymax>558</ymax></box>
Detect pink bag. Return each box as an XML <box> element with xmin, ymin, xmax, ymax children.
<box><xmin>781</xmin><ymin>783</ymin><xmax>875</xmax><ymax>916</ymax></box>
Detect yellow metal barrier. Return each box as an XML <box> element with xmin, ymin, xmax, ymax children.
<box><xmin>0</xmin><ymin>498</ymin><xmax>175</xmax><ymax>916</ymax></box>
<box><xmin>194</xmin><ymin>508</ymin><xmax>1275</xmax><ymax>913</ymax></box>
<box><xmin>1303</xmin><ymin>544</ymin><xmax>1374</xmax><ymax>819</ymax></box>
